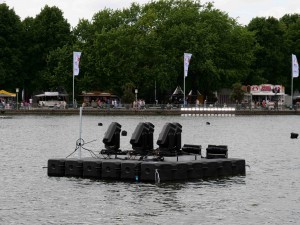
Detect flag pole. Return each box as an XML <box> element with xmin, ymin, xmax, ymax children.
<box><xmin>73</xmin><ymin>52</ymin><xmax>75</xmax><ymax>108</ymax></box>
<box><xmin>155</xmin><ymin>79</ymin><xmax>157</xmax><ymax>104</ymax></box>
<box><xmin>183</xmin><ymin>71</ymin><xmax>186</xmax><ymax>106</ymax></box>
<box><xmin>291</xmin><ymin>57</ymin><xmax>293</xmax><ymax>106</ymax></box>
<box><xmin>73</xmin><ymin>73</ymin><xmax>75</xmax><ymax>108</ymax></box>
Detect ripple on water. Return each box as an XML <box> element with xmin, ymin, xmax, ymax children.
<box><xmin>0</xmin><ymin>115</ymin><xmax>299</xmax><ymax>224</ymax></box>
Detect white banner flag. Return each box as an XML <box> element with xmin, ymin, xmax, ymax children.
<box><xmin>292</xmin><ymin>54</ymin><xmax>299</xmax><ymax>78</ymax></box>
<box><xmin>73</xmin><ymin>51</ymin><xmax>81</xmax><ymax>76</ymax></box>
<box><xmin>184</xmin><ymin>53</ymin><xmax>192</xmax><ymax>77</ymax></box>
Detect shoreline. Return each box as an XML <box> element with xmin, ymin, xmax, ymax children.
<box><xmin>1</xmin><ymin>108</ymin><xmax>300</xmax><ymax>116</ymax></box>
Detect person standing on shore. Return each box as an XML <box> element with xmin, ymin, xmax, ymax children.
<box><xmin>29</xmin><ymin>98</ymin><xmax>32</xmax><ymax>110</ymax></box>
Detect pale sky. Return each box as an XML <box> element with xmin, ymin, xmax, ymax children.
<box><xmin>2</xmin><ymin>0</ymin><xmax>300</xmax><ymax>27</ymax></box>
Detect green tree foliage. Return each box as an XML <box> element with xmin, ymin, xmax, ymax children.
<box><xmin>230</xmin><ymin>82</ymin><xmax>245</xmax><ymax>103</ymax></box>
<box><xmin>194</xmin><ymin>4</ymin><xmax>255</xmax><ymax>97</ymax></box>
<box><xmin>44</xmin><ymin>46</ymin><xmax>73</xmax><ymax>90</ymax></box>
<box><xmin>247</xmin><ymin>17</ymin><xmax>289</xmax><ymax>87</ymax></box>
<box><xmin>0</xmin><ymin>4</ymin><xmax>23</xmax><ymax>91</ymax></box>
<box><xmin>22</xmin><ymin>5</ymin><xmax>72</xmax><ymax>95</ymax></box>
<box><xmin>73</xmin><ymin>0</ymin><xmax>256</xmax><ymax>102</ymax></box>
<box><xmin>2</xmin><ymin>1</ymin><xmax>300</xmax><ymax>103</ymax></box>
<box><xmin>280</xmin><ymin>14</ymin><xmax>300</xmax><ymax>92</ymax></box>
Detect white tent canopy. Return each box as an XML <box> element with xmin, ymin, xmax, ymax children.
<box><xmin>172</xmin><ymin>86</ymin><xmax>184</xmax><ymax>95</ymax></box>
<box><xmin>35</xmin><ymin>92</ymin><xmax>68</xmax><ymax>97</ymax></box>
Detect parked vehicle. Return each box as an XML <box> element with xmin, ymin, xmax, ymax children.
<box><xmin>35</xmin><ymin>92</ymin><xmax>68</xmax><ymax>108</ymax></box>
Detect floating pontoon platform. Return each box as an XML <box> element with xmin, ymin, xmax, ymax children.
<box><xmin>47</xmin><ymin>118</ymin><xmax>246</xmax><ymax>182</ymax></box>
<box><xmin>48</xmin><ymin>156</ymin><xmax>245</xmax><ymax>182</ymax></box>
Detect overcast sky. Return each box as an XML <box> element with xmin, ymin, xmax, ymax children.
<box><xmin>2</xmin><ymin>0</ymin><xmax>300</xmax><ymax>27</ymax></box>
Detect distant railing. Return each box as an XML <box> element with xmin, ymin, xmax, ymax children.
<box><xmin>2</xmin><ymin>102</ymin><xmax>299</xmax><ymax>111</ymax></box>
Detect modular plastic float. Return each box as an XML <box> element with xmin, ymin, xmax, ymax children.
<box><xmin>48</xmin><ymin>122</ymin><xmax>246</xmax><ymax>182</ymax></box>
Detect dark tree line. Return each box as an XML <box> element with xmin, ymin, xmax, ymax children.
<box><xmin>1</xmin><ymin>0</ymin><xmax>300</xmax><ymax>103</ymax></box>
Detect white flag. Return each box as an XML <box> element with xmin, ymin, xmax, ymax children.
<box><xmin>292</xmin><ymin>54</ymin><xmax>299</xmax><ymax>78</ymax></box>
<box><xmin>73</xmin><ymin>51</ymin><xmax>81</xmax><ymax>76</ymax></box>
<box><xmin>184</xmin><ymin>53</ymin><xmax>192</xmax><ymax>77</ymax></box>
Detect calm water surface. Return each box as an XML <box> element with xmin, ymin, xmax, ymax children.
<box><xmin>0</xmin><ymin>114</ymin><xmax>299</xmax><ymax>224</ymax></box>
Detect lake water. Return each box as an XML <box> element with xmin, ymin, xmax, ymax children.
<box><xmin>0</xmin><ymin>114</ymin><xmax>299</xmax><ymax>225</ymax></box>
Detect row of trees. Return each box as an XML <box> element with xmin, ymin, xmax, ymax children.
<box><xmin>1</xmin><ymin>0</ymin><xmax>300</xmax><ymax>103</ymax></box>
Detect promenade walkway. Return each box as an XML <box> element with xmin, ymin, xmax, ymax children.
<box><xmin>1</xmin><ymin>105</ymin><xmax>300</xmax><ymax>116</ymax></box>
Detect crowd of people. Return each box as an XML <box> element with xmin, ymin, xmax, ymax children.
<box><xmin>84</xmin><ymin>98</ymin><xmax>120</xmax><ymax>108</ymax></box>
<box><xmin>0</xmin><ymin>98</ymin><xmax>34</xmax><ymax>109</ymax></box>
<box><xmin>2</xmin><ymin>98</ymin><xmax>35</xmax><ymax>109</ymax></box>
<box><xmin>133</xmin><ymin>99</ymin><xmax>146</xmax><ymax>109</ymax></box>
<box><xmin>0</xmin><ymin>98</ymin><xmax>16</xmax><ymax>109</ymax></box>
